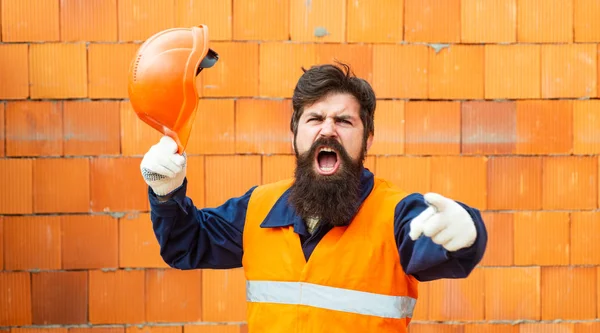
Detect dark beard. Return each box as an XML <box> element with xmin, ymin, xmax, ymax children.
<box><xmin>288</xmin><ymin>137</ymin><xmax>364</xmax><ymax>228</ymax></box>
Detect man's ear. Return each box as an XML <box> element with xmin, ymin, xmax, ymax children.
<box><xmin>290</xmin><ymin>132</ymin><xmax>296</xmax><ymax>154</ymax></box>
<box><xmin>366</xmin><ymin>133</ymin><xmax>374</xmax><ymax>152</ymax></box>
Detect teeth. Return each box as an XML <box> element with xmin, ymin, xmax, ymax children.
<box><xmin>320</xmin><ymin>166</ymin><xmax>334</xmax><ymax>172</ymax></box>
<box><xmin>320</xmin><ymin>147</ymin><xmax>334</xmax><ymax>153</ymax></box>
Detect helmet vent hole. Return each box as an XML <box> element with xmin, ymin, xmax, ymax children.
<box><xmin>132</xmin><ymin>54</ymin><xmax>143</xmax><ymax>82</ymax></box>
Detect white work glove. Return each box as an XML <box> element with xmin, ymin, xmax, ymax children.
<box><xmin>140</xmin><ymin>136</ymin><xmax>187</xmax><ymax>196</ymax></box>
<box><xmin>409</xmin><ymin>193</ymin><xmax>477</xmax><ymax>252</ymax></box>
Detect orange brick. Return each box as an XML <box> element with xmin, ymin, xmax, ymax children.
<box><xmin>62</xmin><ymin>215</ymin><xmax>118</xmax><ymax>269</ymax></box>
<box><xmin>117</xmin><ymin>0</ymin><xmax>174</xmax><ymax>41</ymax></box>
<box><xmin>541</xmin><ymin>267</ymin><xmax>597</xmax><ymax>320</ymax></box>
<box><xmin>404</xmin><ymin>0</ymin><xmax>460</xmax><ymax>43</ymax></box>
<box><xmin>315</xmin><ymin>44</ymin><xmax>373</xmax><ymax>84</ymax></box>
<box><xmin>120</xmin><ymin>101</ymin><xmax>163</xmax><ymax>156</ymax></box>
<box><xmin>1</xmin><ymin>0</ymin><xmax>59</xmax><ymax>42</ymax></box>
<box><xmin>372</xmin><ymin>44</ymin><xmax>428</xmax><ymax>99</ymax></box>
<box><xmin>233</xmin><ymin>0</ymin><xmax>289</xmax><ymax>41</ymax></box>
<box><xmin>412</xmin><ymin>281</ymin><xmax>429</xmax><ymax>320</ymax></box>
<box><xmin>516</xmin><ymin>100</ymin><xmax>573</xmax><ymax>154</ymax></box>
<box><xmin>429</xmin><ymin>45</ymin><xmax>484</xmax><ymax>99</ymax></box>
<box><xmin>13</xmin><ymin>329</ymin><xmax>67</xmax><ymax>333</ymax></box>
<box><xmin>518</xmin><ymin>0</ymin><xmax>573</xmax><ymax>43</ymax></box>
<box><xmin>127</xmin><ymin>327</ymin><xmax>181</xmax><ymax>333</ymax></box>
<box><xmin>33</xmin><ymin>158</ymin><xmax>90</xmax><ymax>213</ymax></box>
<box><xmin>487</xmin><ymin>157</ymin><xmax>542</xmax><ymax>210</ymax></box>
<box><xmin>485</xmin><ymin>44</ymin><xmax>541</xmax><ymax>99</ymax></box>
<box><xmin>0</xmin><ymin>217</ymin><xmax>3</xmax><ymax>269</ymax></box>
<box><xmin>485</xmin><ymin>267</ymin><xmax>540</xmax><ymax>320</ymax></box>
<box><xmin>185</xmin><ymin>155</ymin><xmax>206</xmax><ymax>208</ymax></box>
<box><xmin>4</xmin><ymin>216</ymin><xmax>61</xmax><ymax>270</ymax></box>
<box><xmin>571</xmin><ymin>212</ymin><xmax>600</xmax><ymax>265</ymax></box>
<box><xmin>0</xmin><ymin>103</ymin><xmax>4</xmax><ymax>157</ymax></box>
<box><xmin>235</xmin><ymin>99</ymin><xmax>293</xmax><ymax>154</ymax></box>
<box><xmin>289</xmin><ymin>0</ymin><xmax>345</xmax><ymax>42</ymax></box>
<box><xmin>520</xmin><ymin>323</ymin><xmax>575</xmax><ymax>333</ymax></box>
<box><xmin>428</xmin><ymin>268</ymin><xmax>484</xmax><ymax>321</ymax></box>
<box><xmin>185</xmin><ymin>99</ymin><xmax>235</xmax><ymax>155</ymax></box>
<box><xmin>204</xmin><ymin>155</ymin><xmax>261</xmax><ymax>207</ymax></box>
<box><xmin>89</xmin><ymin>270</ymin><xmax>145</xmax><ymax>324</ymax></box>
<box><xmin>201</xmin><ymin>42</ymin><xmax>259</xmax><ymax>97</ymax></box>
<box><xmin>431</xmin><ymin>156</ymin><xmax>487</xmax><ymax>210</ymax></box>
<box><xmin>119</xmin><ymin>213</ymin><xmax>169</xmax><ymax>268</ymax></box>
<box><xmin>575</xmin><ymin>322</ymin><xmax>600</xmax><ymax>333</ymax></box>
<box><xmin>461</xmin><ymin>0</ymin><xmax>516</xmax><ymax>43</ymax></box>
<box><xmin>542</xmin><ymin>44</ymin><xmax>597</xmax><ymax>98</ymax></box>
<box><xmin>90</xmin><ymin>157</ymin><xmax>149</xmax><ymax>212</ymax></box>
<box><xmin>5</xmin><ymin>101</ymin><xmax>63</xmax><ymax>157</ymax></box>
<box><xmin>30</xmin><ymin>43</ymin><xmax>87</xmax><ymax>99</ymax></box>
<box><xmin>146</xmin><ymin>269</ymin><xmax>202</xmax><ymax>322</ymax></box>
<box><xmin>0</xmin><ymin>158</ymin><xmax>32</xmax><ymax>214</ymax></box>
<box><xmin>574</xmin><ymin>0</ymin><xmax>600</xmax><ymax>42</ymax></box>
<box><xmin>31</xmin><ymin>271</ymin><xmax>87</xmax><ymax>324</ymax></box>
<box><xmin>464</xmin><ymin>324</ymin><xmax>518</xmax><ymax>333</ymax></box>
<box><xmin>366</xmin><ymin>100</ymin><xmax>404</xmax><ymax>156</ymax></box>
<box><xmin>346</xmin><ymin>0</ymin><xmax>403</xmax><ymax>43</ymax></box>
<box><xmin>408</xmin><ymin>324</ymin><xmax>463</xmax><ymax>333</ymax></box>
<box><xmin>405</xmin><ymin>101</ymin><xmax>460</xmax><ymax>155</ymax></box>
<box><xmin>202</xmin><ymin>268</ymin><xmax>246</xmax><ymax>322</ymax></box>
<box><xmin>262</xmin><ymin>155</ymin><xmax>295</xmax><ymax>184</ymax></box>
<box><xmin>174</xmin><ymin>0</ymin><xmax>232</xmax><ymax>41</ymax></box>
<box><xmin>514</xmin><ymin>212</ymin><xmax>570</xmax><ymax>266</ymax></box>
<box><xmin>88</xmin><ymin>43</ymin><xmax>139</xmax><ymax>98</ymax></box>
<box><xmin>543</xmin><ymin>156</ymin><xmax>597</xmax><ymax>210</ymax></box>
<box><xmin>574</xmin><ymin>100</ymin><xmax>600</xmax><ymax>154</ymax></box>
<box><xmin>60</xmin><ymin>0</ymin><xmax>118</xmax><ymax>41</ymax></box>
<box><xmin>184</xmin><ymin>325</ymin><xmax>241</xmax><ymax>333</ymax></box>
<box><xmin>259</xmin><ymin>43</ymin><xmax>316</xmax><ymax>98</ymax></box>
<box><xmin>0</xmin><ymin>44</ymin><xmax>28</xmax><ymax>99</ymax></box>
<box><xmin>479</xmin><ymin>212</ymin><xmax>514</xmax><ymax>267</ymax></box>
<box><xmin>0</xmin><ymin>272</ymin><xmax>31</xmax><ymax>325</ymax></box>
<box><xmin>375</xmin><ymin>156</ymin><xmax>431</xmax><ymax>194</ymax></box>
<box><xmin>461</xmin><ymin>101</ymin><xmax>516</xmax><ymax>155</ymax></box>
<box><xmin>63</xmin><ymin>101</ymin><xmax>121</xmax><ymax>156</ymax></box>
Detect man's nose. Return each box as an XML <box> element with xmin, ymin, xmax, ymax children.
<box><xmin>319</xmin><ymin>119</ymin><xmax>337</xmax><ymax>137</ymax></box>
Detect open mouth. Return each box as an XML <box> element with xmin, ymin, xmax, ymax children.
<box><xmin>315</xmin><ymin>147</ymin><xmax>340</xmax><ymax>175</ymax></box>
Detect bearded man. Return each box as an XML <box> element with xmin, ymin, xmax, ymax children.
<box><xmin>141</xmin><ymin>62</ymin><xmax>487</xmax><ymax>333</ymax></box>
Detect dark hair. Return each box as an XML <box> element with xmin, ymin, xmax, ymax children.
<box><xmin>291</xmin><ymin>62</ymin><xmax>376</xmax><ymax>144</ymax></box>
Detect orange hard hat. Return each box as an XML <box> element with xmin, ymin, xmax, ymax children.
<box><xmin>127</xmin><ymin>25</ymin><xmax>218</xmax><ymax>153</ymax></box>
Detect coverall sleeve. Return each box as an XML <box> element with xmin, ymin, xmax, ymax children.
<box><xmin>148</xmin><ymin>177</ymin><xmax>256</xmax><ymax>270</ymax></box>
<box><xmin>394</xmin><ymin>193</ymin><xmax>488</xmax><ymax>282</ymax></box>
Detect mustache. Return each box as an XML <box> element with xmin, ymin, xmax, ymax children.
<box><xmin>306</xmin><ymin>137</ymin><xmax>348</xmax><ymax>157</ymax></box>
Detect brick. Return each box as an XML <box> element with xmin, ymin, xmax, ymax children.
<box><xmin>571</xmin><ymin>212</ymin><xmax>600</xmax><ymax>265</ymax></box>
<box><xmin>201</xmin><ymin>42</ymin><xmax>259</xmax><ymax>97</ymax></box>
<box><xmin>375</xmin><ymin>157</ymin><xmax>431</xmax><ymax>194</ymax></box>
<box><xmin>4</xmin><ymin>216</ymin><xmax>61</xmax><ymax>270</ymax></box>
<box><xmin>30</xmin><ymin>43</ymin><xmax>87</xmax><ymax>99</ymax></box>
<box><xmin>461</xmin><ymin>101</ymin><xmax>517</xmax><ymax>155</ymax></box>
<box><xmin>411</xmin><ymin>280</ymin><xmax>429</xmax><ymax>320</ymax></box>
<box><xmin>88</xmin><ymin>43</ymin><xmax>140</xmax><ymax>98</ymax></box>
<box><xmin>516</xmin><ymin>100</ymin><xmax>573</xmax><ymax>154</ymax></box>
<box><xmin>262</xmin><ymin>155</ymin><xmax>295</xmax><ymax>184</ymax></box>
<box><xmin>184</xmin><ymin>326</ymin><xmax>241</xmax><ymax>333</ymax></box>
<box><xmin>542</xmin><ymin>44</ymin><xmax>597</xmax><ymax>98</ymax></box>
<box><xmin>315</xmin><ymin>44</ymin><xmax>373</xmax><ymax>84</ymax></box>
<box><xmin>0</xmin><ymin>217</ymin><xmax>3</xmax><ymax>269</ymax></box>
<box><xmin>204</xmin><ymin>155</ymin><xmax>261</xmax><ymax>207</ymax></box>
<box><xmin>520</xmin><ymin>324</ymin><xmax>574</xmax><ymax>333</ymax></box>
<box><xmin>514</xmin><ymin>212</ymin><xmax>570</xmax><ymax>266</ymax></box>
<box><xmin>13</xmin><ymin>329</ymin><xmax>67</xmax><ymax>333</ymax></box>
<box><xmin>0</xmin><ymin>272</ymin><xmax>31</xmax><ymax>325</ymax></box>
<box><xmin>60</xmin><ymin>0</ymin><xmax>117</xmax><ymax>41</ymax></box>
<box><xmin>518</xmin><ymin>0</ymin><xmax>573</xmax><ymax>43</ymax></box>
<box><xmin>485</xmin><ymin>44</ymin><xmax>541</xmax><ymax>99</ymax></box>
<box><xmin>90</xmin><ymin>157</ymin><xmax>149</xmax><ymax>212</ymax></box>
<box><xmin>479</xmin><ymin>213</ymin><xmax>513</xmax><ymax>266</ymax></box>
<box><xmin>487</xmin><ymin>157</ymin><xmax>542</xmax><ymax>210</ymax></box>
<box><xmin>89</xmin><ymin>270</ymin><xmax>145</xmax><ymax>324</ymax></box>
<box><xmin>574</xmin><ymin>0</ymin><xmax>600</xmax><ymax>42</ymax></box>
<box><xmin>117</xmin><ymin>0</ymin><xmax>174</xmax><ymax>41</ymax></box>
<box><xmin>372</xmin><ymin>45</ymin><xmax>428</xmax><ymax>99</ymax></box>
<box><xmin>289</xmin><ymin>0</ymin><xmax>344</xmax><ymax>42</ymax></box>
<box><xmin>0</xmin><ymin>44</ymin><xmax>28</xmax><ymax>99</ymax></box>
<box><xmin>63</xmin><ymin>101</ymin><xmax>121</xmax><ymax>156</ymax></box>
<box><xmin>574</xmin><ymin>100</ymin><xmax>600</xmax><ymax>154</ymax></box>
<box><xmin>541</xmin><ymin>267</ymin><xmax>597</xmax><ymax>320</ymax></box>
<box><xmin>62</xmin><ymin>215</ymin><xmax>118</xmax><ymax>269</ymax></box>
<box><xmin>429</xmin><ymin>45</ymin><xmax>484</xmax><ymax>99</ymax></box>
<box><xmin>185</xmin><ymin>156</ymin><xmax>206</xmax><ymax>208</ymax></box>
<box><xmin>542</xmin><ymin>156</ymin><xmax>597</xmax><ymax>210</ymax></box>
<box><xmin>202</xmin><ymin>268</ymin><xmax>246</xmax><ymax>321</ymax></box>
<box><xmin>71</xmin><ymin>328</ymin><xmax>124</xmax><ymax>333</ymax></box>
<box><xmin>5</xmin><ymin>101</ymin><xmax>63</xmax><ymax>157</ymax></box>
<box><xmin>259</xmin><ymin>42</ymin><xmax>316</xmax><ymax>98</ymax></box>
<box><xmin>235</xmin><ymin>99</ymin><xmax>293</xmax><ymax>154</ymax></box>
<box><xmin>485</xmin><ymin>267</ymin><xmax>540</xmax><ymax>320</ymax></box>
<box><xmin>120</xmin><ymin>101</ymin><xmax>163</xmax><ymax>156</ymax></box>
<box><xmin>0</xmin><ymin>103</ymin><xmax>3</xmax><ymax>157</ymax></box>
<box><xmin>346</xmin><ymin>0</ymin><xmax>403</xmax><ymax>43</ymax></box>
<box><xmin>33</xmin><ymin>158</ymin><xmax>89</xmax><ymax>213</ymax></box>
<box><xmin>174</xmin><ymin>0</ymin><xmax>232</xmax><ymax>41</ymax></box>
<box><xmin>461</xmin><ymin>0</ymin><xmax>516</xmax><ymax>43</ymax></box>
<box><xmin>404</xmin><ymin>0</ymin><xmax>460</xmax><ymax>43</ymax></box>
<box><xmin>185</xmin><ymin>99</ymin><xmax>235</xmax><ymax>155</ymax></box>
<box><xmin>127</xmin><ymin>327</ymin><xmax>181</xmax><ymax>333</ymax></box>
<box><xmin>464</xmin><ymin>324</ymin><xmax>518</xmax><ymax>333</ymax></box>
<box><xmin>428</xmin><ymin>268</ymin><xmax>485</xmax><ymax>321</ymax></box>
<box><xmin>146</xmin><ymin>269</ymin><xmax>202</xmax><ymax>322</ymax></box>
<box><xmin>405</xmin><ymin>101</ymin><xmax>460</xmax><ymax>155</ymax></box>
<box><xmin>408</xmin><ymin>324</ymin><xmax>463</xmax><ymax>333</ymax></box>
<box><xmin>575</xmin><ymin>322</ymin><xmax>600</xmax><ymax>333</ymax></box>
<box><xmin>233</xmin><ymin>0</ymin><xmax>289</xmax><ymax>41</ymax></box>
<box><xmin>1</xmin><ymin>0</ymin><xmax>59</xmax><ymax>41</ymax></box>
<box><xmin>0</xmin><ymin>158</ymin><xmax>32</xmax><ymax>214</ymax></box>
<box><xmin>119</xmin><ymin>213</ymin><xmax>169</xmax><ymax>268</ymax></box>
<box><xmin>431</xmin><ymin>157</ymin><xmax>487</xmax><ymax>210</ymax></box>
<box><xmin>31</xmin><ymin>271</ymin><xmax>87</xmax><ymax>324</ymax></box>
<box><xmin>367</xmin><ymin>100</ymin><xmax>404</xmax><ymax>156</ymax></box>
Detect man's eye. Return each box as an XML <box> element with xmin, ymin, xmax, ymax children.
<box><xmin>339</xmin><ymin>119</ymin><xmax>351</xmax><ymax>125</ymax></box>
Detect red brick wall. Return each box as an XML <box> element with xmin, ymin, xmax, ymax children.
<box><xmin>1</xmin><ymin>0</ymin><xmax>600</xmax><ymax>332</ymax></box>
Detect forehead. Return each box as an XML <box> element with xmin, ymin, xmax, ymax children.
<box><xmin>301</xmin><ymin>93</ymin><xmax>361</xmax><ymax>118</ymax></box>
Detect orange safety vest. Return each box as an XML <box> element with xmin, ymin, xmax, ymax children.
<box><xmin>242</xmin><ymin>177</ymin><xmax>420</xmax><ymax>333</ymax></box>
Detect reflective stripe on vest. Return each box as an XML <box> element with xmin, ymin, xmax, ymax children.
<box><xmin>246</xmin><ymin>280</ymin><xmax>417</xmax><ymax>319</ymax></box>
